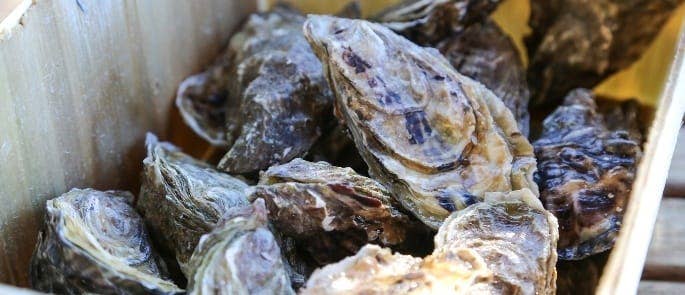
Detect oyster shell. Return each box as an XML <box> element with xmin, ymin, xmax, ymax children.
<box><xmin>375</xmin><ymin>0</ymin><xmax>502</xmax><ymax>45</ymax></box>
<box><xmin>252</xmin><ymin>158</ymin><xmax>429</xmax><ymax>266</ymax></box>
<box><xmin>534</xmin><ymin>89</ymin><xmax>643</xmax><ymax>260</ymax></box>
<box><xmin>302</xmin><ymin>189</ymin><xmax>558</xmax><ymax>294</ymax></box>
<box><xmin>176</xmin><ymin>5</ymin><xmax>333</xmax><ymax>174</ymax></box>
<box><xmin>187</xmin><ymin>199</ymin><xmax>294</xmax><ymax>295</ymax></box>
<box><xmin>29</xmin><ymin>189</ymin><xmax>182</xmax><ymax>294</ymax></box>
<box><xmin>436</xmin><ymin>18</ymin><xmax>530</xmax><ymax>136</ymax></box>
<box><xmin>137</xmin><ymin>133</ymin><xmax>249</xmax><ymax>275</ymax></box>
<box><xmin>526</xmin><ymin>0</ymin><xmax>683</xmax><ymax>105</ymax></box>
<box><xmin>303</xmin><ymin>15</ymin><xmax>538</xmax><ymax>229</ymax></box>
<box><xmin>307</xmin><ymin>124</ymin><xmax>369</xmax><ymax>175</ymax></box>
<box><xmin>556</xmin><ymin>253</ymin><xmax>609</xmax><ymax>295</ymax></box>
<box><xmin>336</xmin><ymin>0</ymin><xmax>362</xmax><ymax>19</ymax></box>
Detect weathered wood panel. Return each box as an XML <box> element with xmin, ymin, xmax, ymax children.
<box><xmin>664</xmin><ymin>128</ymin><xmax>685</xmax><ymax>196</ymax></box>
<box><xmin>642</xmin><ymin>198</ymin><xmax>685</xmax><ymax>281</ymax></box>
<box><xmin>639</xmin><ymin>281</ymin><xmax>685</xmax><ymax>294</ymax></box>
<box><xmin>0</xmin><ymin>0</ymin><xmax>255</xmax><ymax>286</ymax></box>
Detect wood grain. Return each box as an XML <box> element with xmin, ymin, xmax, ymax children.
<box><xmin>0</xmin><ymin>0</ymin><xmax>22</xmax><ymax>23</ymax></box>
<box><xmin>638</xmin><ymin>281</ymin><xmax>685</xmax><ymax>294</ymax></box>
<box><xmin>0</xmin><ymin>0</ymin><xmax>255</xmax><ymax>286</ymax></box>
<box><xmin>597</xmin><ymin>21</ymin><xmax>685</xmax><ymax>295</ymax></box>
<box><xmin>642</xmin><ymin>198</ymin><xmax>685</xmax><ymax>281</ymax></box>
<box><xmin>664</xmin><ymin>128</ymin><xmax>685</xmax><ymax>196</ymax></box>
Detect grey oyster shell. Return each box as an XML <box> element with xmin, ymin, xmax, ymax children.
<box><xmin>526</xmin><ymin>0</ymin><xmax>684</xmax><ymax>105</ymax></box>
<box><xmin>29</xmin><ymin>188</ymin><xmax>182</xmax><ymax>294</ymax></box>
<box><xmin>534</xmin><ymin>89</ymin><xmax>643</xmax><ymax>260</ymax></box>
<box><xmin>176</xmin><ymin>5</ymin><xmax>333</xmax><ymax>174</ymax></box>
<box><xmin>137</xmin><ymin>133</ymin><xmax>249</xmax><ymax>275</ymax></box>
<box><xmin>436</xmin><ymin>18</ymin><xmax>530</xmax><ymax>136</ymax></box>
<box><xmin>375</xmin><ymin>0</ymin><xmax>502</xmax><ymax>45</ymax></box>
<box><xmin>251</xmin><ymin>158</ymin><xmax>429</xmax><ymax>266</ymax></box>
<box><xmin>187</xmin><ymin>199</ymin><xmax>294</xmax><ymax>295</ymax></box>
<box><xmin>303</xmin><ymin>15</ymin><xmax>538</xmax><ymax>229</ymax></box>
<box><xmin>302</xmin><ymin>189</ymin><xmax>558</xmax><ymax>294</ymax></box>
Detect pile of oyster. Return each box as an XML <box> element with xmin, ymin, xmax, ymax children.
<box><xmin>29</xmin><ymin>0</ymin><xmax>674</xmax><ymax>293</ymax></box>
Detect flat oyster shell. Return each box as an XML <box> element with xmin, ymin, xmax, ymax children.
<box><xmin>252</xmin><ymin>158</ymin><xmax>429</xmax><ymax>265</ymax></box>
<box><xmin>176</xmin><ymin>5</ymin><xmax>333</xmax><ymax>174</ymax></box>
<box><xmin>436</xmin><ymin>18</ymin><xmax>530</xmax><ymax>136</ymax></box>
<box><xmin>303</xmin><ymin>15</ymin><xmax>538</xmax><ymax>229</ymax></box>
<box><xmin>375</xmin><ymin>0</ymin><xmax>502</xmax><ymax>45</ymax></box>
<box><xmin>526</xmin><ymin>0</ymin><xmax>683</xmax><ymax>105</ymax></box>
<box><xmin>29</xmin><ymin>189</ymin><xmax>182</xmax><ymax>294</ymax></box>
<box><xmin>137</xmin><ymin>133</ymin><xmax>249</xmax><ymax>275</ymax></box>
<box><xmin>187</xmin><ymin>199</ymin><xmax>294</xmax><ymax>295</ymax></box>
<box><xmin>302</xmin><ymin>189</ymin><xmax>558</xmax><ymax>294</ymax></box>
<box><xmin>534</xmin><ymin>89</ymin><xmax>642</xmax><ymax>260</ymax></box>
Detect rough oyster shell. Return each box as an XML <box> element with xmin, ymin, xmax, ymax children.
<box><xmin>526</xmin><ymin>0</ymin><xmax>683</xmax><ymax>105</ymax></box>
<box><xmin>302</xmin><ymin>189</ymin><xmax>558</xmax><ymax>294</ymax></box>
<box><xmin>176</xmin><ymin>5</ymin><xmax>333</xmax><ymax>174</ymax></box>
<box><xmin>303</xmin><ymin>15</ymin><xmax>538</xmax><ymax>229</ymax></box>
<box><xmin>534</xmin><ymin>89</ymin><xmax>642</xmax><ymax>260</ymax></box>
<box><xmin>187</xmin><ymin>199</ymin><xmax>294</xmax><ymax>295</ymax></box>
<box><xmin>436</xmin><ymin>18</ymin><xmax>530</xmax><ymax>136</ymax></box>
<box><xmin>252</xmin><ymin>158</ymin><xmax>429</xmax><ymax>266</ymax></box>
<box><xmin>375</xmin><ymin>0</ymin><xmax>502</xmax><ymax>45</ymax></box>
<box><xmin>307</xmin><ymin>124</ymin><xmax>369</xmax><ymax>175</ymax></box>
<box><xmin>29</xmin><ymin>189</ymin><xmax>182</xmax><ymax>294</ymax></box>
<box><xmin>137</xmin><ymin>133</ymin><xmax>249</xmax><ymax>275</ymax></box>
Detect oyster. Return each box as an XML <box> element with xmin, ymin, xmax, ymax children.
<box><xmin>556</xmin><ymin>253</ymin><xmax>609</xmax><ymax>295</ymax></box>
<box><xmin>176</xmin><ymin>5</ymin><xmax>333</xmax><ymax>174</ymax></box>
<box><xmin>137</xmin><ymin>133</ymin><xmax>249</xmax><ymax>275</ymax></box>
<box><xmin>187</xmin><ymin>199</ymin><xmax>294</xmax><ymax>295</ymax></box>
<box><xmin>302</xmin><ymin>189</ymin><xmax>558</xmax><ymax>294</ymax></box>
<box><xmin>307</xmin><ymin>124</ymin><xmax>369</xmax><ymax>175</ymax></box>
<box><xmin>336</xmin><ymin>0</ymin><xmax>362</xmax><ymax>19</ymax></box>
<box><xmin>534</xmin><ymin>89</ymin><xmax>642</xmax><ymax>260</ymax></box>
<box><xmin>436</xmin><ymin>19</ymin><xmax>530</xmax><ymax>136</ymax></box>
<box><xmin>252</xmin><ymin>158</ymin><xmax>429</xmax><ymax>266</ymax></box>
<box><xmin>304</xmin><ymin>15</ymin><xmax>538</xmax><ymax>229</ymax></box>
<box><xmin>526</xmin><ymin>0</ymin><xmax>683</xmax><ymax>105</ymax></box>
<box><xmin>29</xmin><ymin>189</ymin><xmax>182</xmax><ymax>294</ymax></box>
<box><xmin>375</xmin><ymin>0</ymin><xmax>502</xmax><ymax>45</ymax></box>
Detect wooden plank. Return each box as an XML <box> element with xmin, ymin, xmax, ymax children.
<box><xmin>664</xmin><ymin>127</ymin><xmax>685</xmax><ymax>196</ymax></box>
<box><xmin>596</xmin><ymin>16</ymin><xmax>685</xmax><ymax>295</ymax></box>
<box><xmin>0</xmin><ymin>0</ymin><xmax>22</xmax><ymax>23</ymax></box>
<box><xmin>642</xmin><ymin>198</ymin><xmax>685</xmax><ymax>281</ymax></box>
<box><xmin>0</xmin><ymin>0</ymin><xmax>256</xmax><ymax>287</ymax></box>
<box><xmin>638</xmin><ymin>281</ymin><xmax>685</xmax><ymax>294</ymax></box>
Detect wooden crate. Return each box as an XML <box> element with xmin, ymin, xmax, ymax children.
<box><xmin>0</xmin><ymin>0</ymin><xmax>683</xmax><ymax>294</ymax></box>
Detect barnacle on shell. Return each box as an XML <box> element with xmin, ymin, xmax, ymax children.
<box><xmin>29</xmin><ymin>189</ymin><xmax>182</xmax><ymax>294</ymax></box>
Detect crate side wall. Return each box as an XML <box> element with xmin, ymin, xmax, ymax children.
<box><xmin>0</xmin><ymin>0</ymin><xmax>255</xmax><ymax>286</ymax></box>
